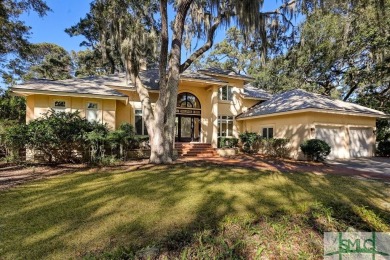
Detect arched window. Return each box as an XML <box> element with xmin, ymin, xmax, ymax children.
<box><xmin>176</xmin><ymin>92</ymin><xmax>201</xmax><ymax>115</ymax></box>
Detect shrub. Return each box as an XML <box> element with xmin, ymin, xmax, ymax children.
<box><xmin>300</xmin><ymin>139</ymin><xmax>331</xmax><ymax>161</ymax></box>
<box><xmin>377</xmin><ymin>140</ymin><xmax>390</xmax><ymax>157</ymax></box>
<box><xmin>24</xmin><ymin>110</ymin><xmax>95</xmax><ymax>163</ymax></box>
<box><xmin>260</xmin><ymin>138</ymin><xmax>290</xmax><ymax>158</ymax></box>
<box><xmin>239</xmin><ymin>132</ymin><xmax>260</xmax><ymax>153</ymax></box>
<box><xmin>3</xmin><ymin>122</ymin><xmax>28</xmax><ymax>161</ymax></box>
<box><xmin>4</xmin><ymin>111</ymin><xmax>144</xmax><ymax>164</ymax></box>
<box><xmin>218</xmin><ymin>137</ymin><xmax>239</xmax><ymax>148</ymax></box>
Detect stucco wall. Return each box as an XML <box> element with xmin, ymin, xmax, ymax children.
<box><xmin>242</xmin><ymin>113</ymin><xmax>310</xmax><ymax>159</ymax></box>
<box><xmin>241</xmin><ymin>111</ymin><xmax>377</xmax><ymax>159</ymax></box>
<box><xmin>114</xmin><ymin>78</ymin><xmax>257</xmax><ymax>146</ymax></box>
<box><xmin>26</xmin><ymin>94</ymin><xmax>117</xmax><ymax>129</ymax></box>
<box><xmin>23</xmin><ymin>76</ymin><xmax>262</xmax><ymax>147</ymax></box>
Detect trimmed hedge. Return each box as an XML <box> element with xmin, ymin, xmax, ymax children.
<box><xmin>300</xmin><ymin>139</ymin><xmax>331</xmax><ymax>161</ymax></box>
<box><xmin>218</xmin><ymin>137</ymin><xmax>239</xmax><ymax>148</ymax></box>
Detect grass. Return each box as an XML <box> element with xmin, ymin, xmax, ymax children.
<box><xmin>0</xmin><ymin>163</ymin><xmax>389</xmax><ymax>259</ymax></box>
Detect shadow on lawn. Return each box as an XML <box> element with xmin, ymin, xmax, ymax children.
<box><xmin>1</xmin><ymin>163</ymin><xmax>389</xmax><ymax>259</ymax></box>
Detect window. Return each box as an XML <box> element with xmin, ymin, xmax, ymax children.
<box><xmin>135</xmin><ymin>109</ymin><xmax>148</xmax><ymax>135</ymax></box>
<box><xmin>86</xmin><ymin>102</ymin><xmax>99</xmax><ymax>122</ymax></box>
<box><xmin>262</xmin><ymin>127</ymin><xmax>274</xmax><ymax>139</ymax></box>
<box><xmin>53</xmin><ymin>100</ymin><xmax>66</xmax><ymax>113</ymax></box>
<box><xmin>219</xmin><ymin>86</ymin><xmax>233</xmax><ymax>101</ymax></box>
<box><xmin>218</xmin><ymin>116</ymin><xmax>234</xmax><ymax>137</ymax></box>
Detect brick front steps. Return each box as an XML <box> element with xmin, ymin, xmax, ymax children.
<box><xmin>175</xmin><ymin>143</ymin><xmax>219</xmax><ymax>157</ymax></box>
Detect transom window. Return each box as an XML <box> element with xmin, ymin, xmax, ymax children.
<box><xmin>176</xmin><ymin>92</ymin><xmax>201</xmax><ymax>115</ymax></box>
<box><xmin>53</xmin><ymin>100</ymin><xmax>66</xmax><ymax>113</ymax></box>
<box><xmin>219</xmin><ymin>86</ymin><xmax>233</xmax><ymax>101</ymax></box>
<box><xmin>218</xmin><ymin>116</ymin><xmax>234</xmax><ymax>137</ymax></box>
<box><xmin>262</xmin><ymin>127</ymin><xmax>274</xmax><ymax>139</ymax></box>
<box><xmin>86</xmin><ymin>102</ymin><xmax>99</xmax><ymax>122</ymax></box>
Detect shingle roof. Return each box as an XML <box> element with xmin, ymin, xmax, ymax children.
<box><xmin>242</xmin><ymin>83</ymin><xmax>272</xmax><ymax>100</ymax></box>
<box><xmin>237</xmin><ymin>89</ymin><xmax>387</xmax><ymax>119</ymax></box>
<box><xmin>198</xmin><ymin>67</ymin><xmax>254</xmax><ymax>80</ymax></box>
<box><xmin>12</xmin><ymin>76</ymin><xmax>128</xmax><ymax>98</ymax></box>
<box><xmin>10</xmin><ymin>68</ymin><xmax>273</xmax><ymax>103</ymax></box>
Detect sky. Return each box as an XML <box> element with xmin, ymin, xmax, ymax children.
<box><xmin>20</xmin><ymin>0</ymin><xmax>289</xmax><ymax>54</ymax></box>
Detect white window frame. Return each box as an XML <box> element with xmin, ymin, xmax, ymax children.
<box><xmin>219</xmin><ymin>86</ymin><xmax>233</xmax><ymax>101</ymax></box>
<box><xmin>261</xmin><ymin>127</ymin><xmax>274</xmax><ymax>139</ymax></box>
<box><xmin>86</xmin><ymin>102</ymin><xmax>100</xmax><ymax>122</ymax></box>
<box><xmin>135</xmin><ymin>109</ymin><xmax>148</xmax><ymax>135</ymax></box>
<box><xmin>218</xmin><ymin>115</ymin><xmax>234</xmax><ymax>137</ymax></box>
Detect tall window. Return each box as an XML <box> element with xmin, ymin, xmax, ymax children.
<box><xmin>53</xmin><ymin>100</ymin><xmax>66</xmax><ymax>113</ymax></box>
<box><xmin>135</xmin><ymin>109</ymin><xmax>148</xmax><ymax>135</ymax></box>
<box><xmin>86</xmin><ymin>102</ymin><xmax>99</xmax><ymax>122</ymax></box>
<box><xmin>218</xmin><ymin>116</ymin><xmax>234</xmax><ymax>137</ymax></box>
<box><xmin>262</xmin><ymin>127</ymin><xmax>274</xmax><ymax>139</ymax></box>
<box><xmin>219</xmin><ymin>86</ymin><xmax>233</xmax><ymax>101</ymax></box>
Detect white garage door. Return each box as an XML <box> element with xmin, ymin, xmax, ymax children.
<box><xmin>349</xmin><ymin>127</ymin><xmax>373</xmax><ymax>158</ymax></box>
<box><xmin>316</xmin><ymin>126</ymin><xmax>346</xmax><ymax>159</ymax></box>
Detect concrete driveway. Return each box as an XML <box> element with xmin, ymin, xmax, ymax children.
<box><xmin>327</xmin><ymin>157</ymin><xmax>390</xmax><ymax>176</ymax></box>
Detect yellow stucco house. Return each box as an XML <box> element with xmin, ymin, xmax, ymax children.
<box><xmin>11</xmin><ymin>67</ymin><xmax>387</xmax><ymax>159</ymax></box>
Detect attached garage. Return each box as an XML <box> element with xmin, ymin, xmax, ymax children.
<box><xmin>237</xmin><ymin>89</ymin><xmax>387</xmax><ymax>160</ymax></box>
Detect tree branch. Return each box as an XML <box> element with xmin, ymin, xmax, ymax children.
<box><xmin>260</xmin><ymin>0</ymin><xmax>296</xmax><ymax>28</ymax></box>
<box><xmin>179</xmin><ymin>15</ymin><xmax>222</xmax><ymax>73</ymax></box>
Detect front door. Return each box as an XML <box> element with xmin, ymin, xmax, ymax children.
<box><xmin>176</xmin><ymin>115</ymin><xmax>200</xmax><ymax>142</ymax></box>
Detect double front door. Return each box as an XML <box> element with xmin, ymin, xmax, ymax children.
<box><xmin>175</xmin><ymin>115</ymin><xmax>200</xmax><ymax>142</ymax></box>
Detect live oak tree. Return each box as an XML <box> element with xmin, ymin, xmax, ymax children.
<box><xmin>255</xmin><ymin>0</ymin><xmax>390</xmax><ymax>100</ymax></box>
<box><xmin>0</xmin><ymin>0</ymin><xmax>50</xmax><ymax>58</ymax></box>
<box><xmin>204</xmin><ymin>27</ymin><xmax>263</xmax><ymax>75</ymax></box>
<box><xmin>4</xmin><ymin>43</ymin><xmax>72</xmax><ymax>83</ymax></box>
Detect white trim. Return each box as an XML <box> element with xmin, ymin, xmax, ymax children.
<box><xmin>179</xmin><ymin>78</ymin><xmax>227</xmax><ymax>86</ymax></box>
<box><xmin>239</xmin><ymin>94</ymin><xmax>268</xmax><ymax>101</ymax></box>
<box><xmin>236</xmin><ymin>108</ymin><xmax>387</xmax><ymax>121</ymax></box>
<box><xmin>198</xmin><ymin>71</ymin><xmax>254</xmax><ymax>82</ymax></box>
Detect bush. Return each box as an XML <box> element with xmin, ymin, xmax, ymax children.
<box><xmin>300</xmin><ymin>139</ymin><xmax>331</xmax><ymax>161</ymax></box>
<box><xmin>218</xmin><ymin>137</ymin><xmax>239</xmax><ymax>148</ymax></box>
<box><xmin>260</xmin><ymin>138</ymin><xmax>290</xmax><ymax>158</ymax></box>
<box><xmin>239</xmin><ymin>132</ymin><xmax>260</xmax><ymax>153</ymax></box>
<box><xmin>3</xmin><ymin>122</ymin><xmax>28</xmax><ymax>161</ymax></box>
<box><xmin>3</xmin><ymin>111</ymin><xmax>143</xmax><ymax>164</ymax></box>
<box><xmin>377</xmin><ymin>140</ymin><xmax>390</xmax><ymax>157</ymax></box>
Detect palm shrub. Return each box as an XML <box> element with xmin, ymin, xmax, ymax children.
<box><xmin>300</xmin><ymin>139</ymin><xmax>331</xmax><ymax>161</ymax></box>
<box><xmin>107</xmin><ymin>123</ymin><xmax>141</xmax><ymax>159</ymax></box>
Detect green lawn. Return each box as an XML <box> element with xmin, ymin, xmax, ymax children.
<box><xmin>0</xmin><ymin>163</ymin><xmax>389</xmax><ymax>259</ymax></box>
